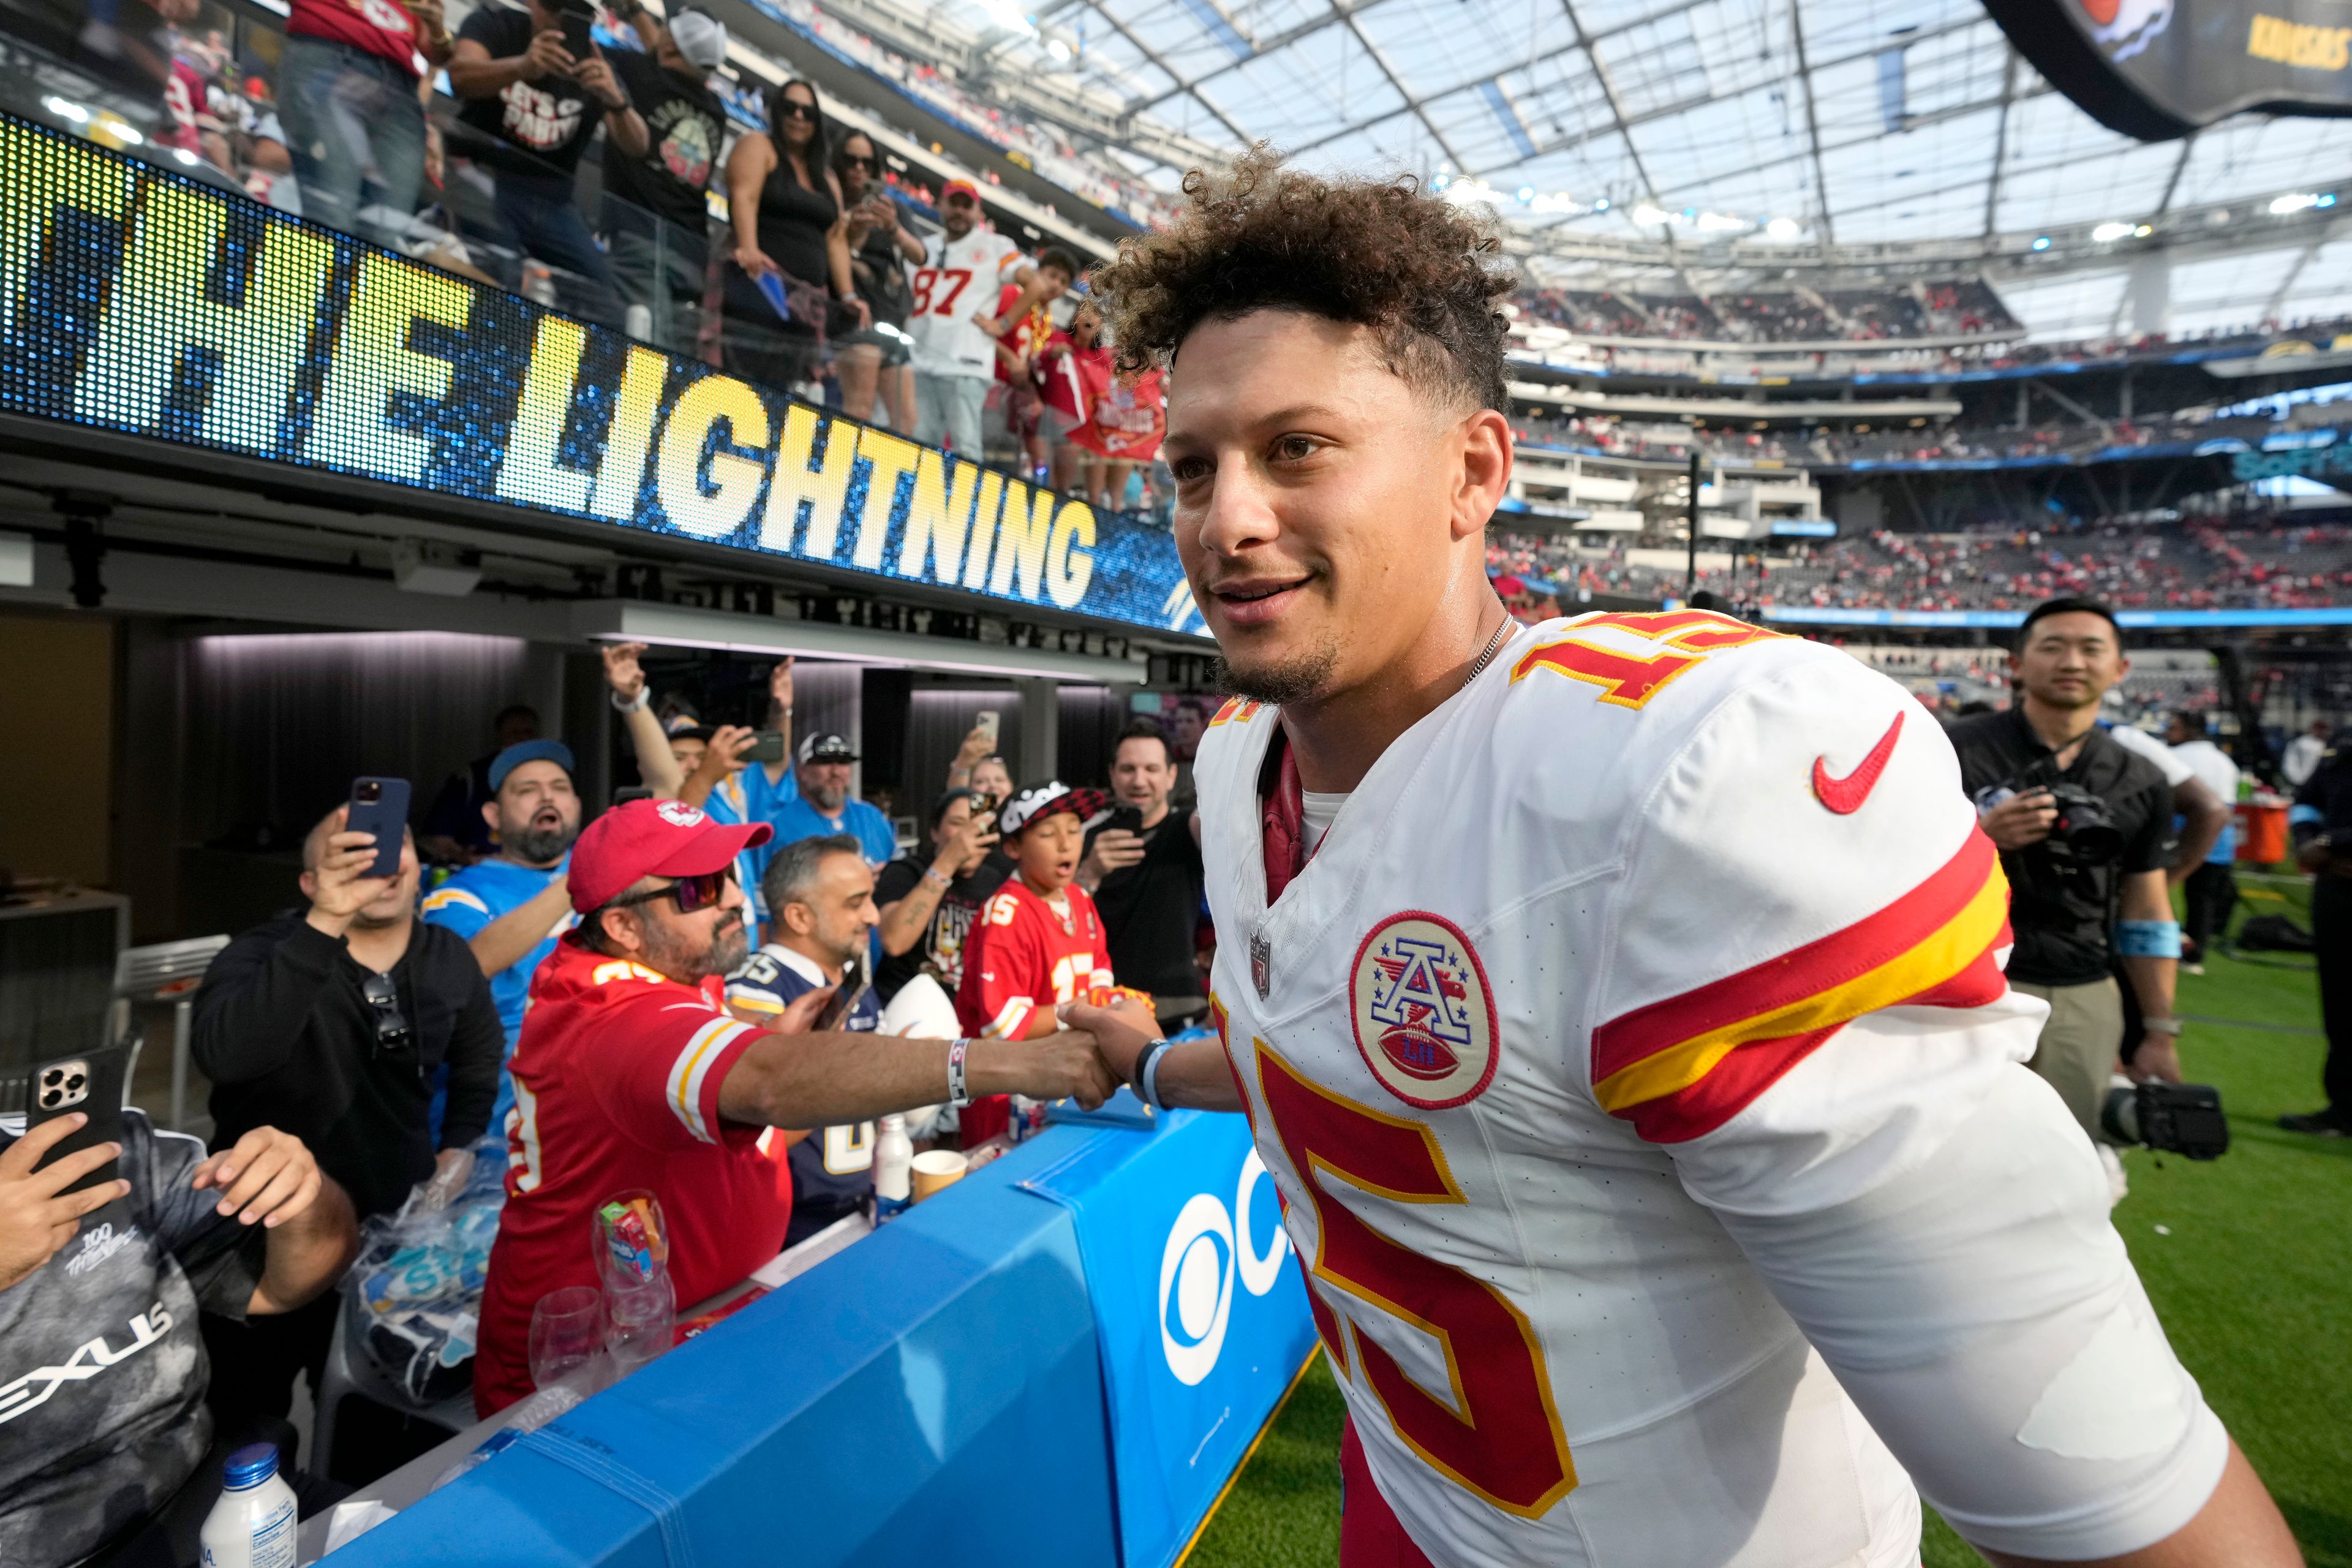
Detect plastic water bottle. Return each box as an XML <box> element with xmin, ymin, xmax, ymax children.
<box><xmin>200</xmin><ymin>1444</ymin><xmax>297</xmax><ymax>1568</ymax></box>
<box><xmin>873</xmin><ymin>1115</ymin><xmax>911</xmax><ymax>1221</ymax></box>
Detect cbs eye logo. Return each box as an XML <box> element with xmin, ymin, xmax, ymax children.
<box><xmin>1158</xmin><ymin>1150</ymin><xmax>1290</xmax><ymax>1385</ymax></box>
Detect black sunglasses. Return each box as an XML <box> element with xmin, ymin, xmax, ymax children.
<box><xmin>841</xmin><ymin>153</ymin><xmax>876</xmax><ymax>170</ymax></box>
<box><xmin>362</xmin><ymin>971</ymin><xmax>413</xmax><ymax>1054</ymax></box>
<box><xmin>608</xmin><ymin>869</ymin><xmax>734</xmax><ymax>914</ymax></box>
<box><xmin>777</xmin><ymin>99</ymin><xmax>816</xmax><ymax>121</ymax></box>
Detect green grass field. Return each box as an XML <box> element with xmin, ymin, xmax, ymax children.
<box><xmin>1188</xmin><ymin>896</ymin><xmax>2352</xmax><ymax>1568</ymax></box>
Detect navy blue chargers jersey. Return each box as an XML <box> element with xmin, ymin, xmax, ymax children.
<box><xmin>726</xmin><ymin>945</ymin><xmax>884</xmax><ymax>1243</ymax></box>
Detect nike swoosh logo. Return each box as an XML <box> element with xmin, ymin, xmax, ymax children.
<box><xmin>1812</xmin><ymin>712</ymin><xmax>1905</xmax><ymax>815</ymax></box>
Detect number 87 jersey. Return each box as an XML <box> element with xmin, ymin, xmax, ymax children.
<box><xmin>1196</xmin><ymin>613</ymin><xmax>2228</xmax><ymax>1568</ymax></box>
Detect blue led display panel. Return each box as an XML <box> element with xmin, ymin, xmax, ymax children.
<box><xmin>0</xmin><ymin>115</ymin><xmax>1204</xmax><ymax>636</ymax></box>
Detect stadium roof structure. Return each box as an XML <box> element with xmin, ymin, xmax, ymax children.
<box><xmin>828</xmin><ymin>0</ymin><xmax>2352</xmax><ymax>336</ymax></box>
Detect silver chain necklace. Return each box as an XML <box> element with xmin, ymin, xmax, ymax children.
<box><xmin>1461</xmin><ymin>613</ymin><xmax>1512</xmax><ymax>692</ymax></box>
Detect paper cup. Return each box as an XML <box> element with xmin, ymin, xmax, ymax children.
<box><xmin>910</xmin><ymin>1149</ymin><xmax>969</xmax><ymax>1202</ymax></box>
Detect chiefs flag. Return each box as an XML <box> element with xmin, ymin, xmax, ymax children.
<box><xmin>1984</xmin><ymin>0</ymin><xmax>2352</xmax><ymax>140</ymax></box>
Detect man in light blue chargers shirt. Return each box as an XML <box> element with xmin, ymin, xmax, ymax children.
<box><xmin>420</xmin><ymin>738</ymin><xmax>582</xmax><ymax>1135</ymax></box>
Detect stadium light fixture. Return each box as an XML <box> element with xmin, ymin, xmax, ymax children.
<box><xmin>2090</xmin><ymin>221</ymin><xmax>2133</xmax><ymax>242</ymax></box>
<box><xmin>2031</xmin><ymin>236</ymin><xmax>2052</xmax><ymax>250</ymax></box>
<box><xmin>40</xmin><ymin>96</ymin><xmax>89</xmax><ymax>124</ymax></box>
<box><xmin>2271</xmin><ymin>192</ymin><xmax>2320</xmax><ymax>214</ymax></box>
<box><xmin>1766</xmin><ymin>217</ymin><xmax>1801</xmax><ymax>239</ymax></box>
<box><xmin>1633</xmin><ymin>204</ymin><xmax>1670</xmax><ymax>227</ymax></box>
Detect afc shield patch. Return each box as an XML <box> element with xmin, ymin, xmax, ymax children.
<box><xmin>1349</xmin><ymin>911</ymin><xmax>1498</xmax><ymax>1109</ymax></box>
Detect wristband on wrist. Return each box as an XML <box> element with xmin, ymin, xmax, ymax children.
<box><xmin>610</xmin><ymin>685</ymin><xmax>649</xmax><ymax>714</ymax></box>
<box><xmin>2142</xmin><ymin>1017</ymin><xmax>2184</xmax><ymax>1036</ymax></box>
<box><xmin>947</xmin><ymin>1038</ymin><xmax>973</xmax><ymax>1107</ymax></box>
<box><xmin>1131</xmin><ymin>1038</ymin><xmax>1169</xmax><ymax>1111</ymax></box>
<box><xmin>922</xmin><ymin>865</ymin><xmax>951</xmax><ymax>889</ymax></box>
<box><xmin>2115</xmin><ymin>919</ymin><xmax>2182</xmax><ymax>959</ymax></box>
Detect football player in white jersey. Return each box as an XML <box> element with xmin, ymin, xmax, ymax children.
<box><xmin>1069</xmin><ymin>152</ymin><xmax>2298</xmax><ymax>1568</ymax></box>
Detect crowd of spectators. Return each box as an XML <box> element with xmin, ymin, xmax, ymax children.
<box><xmin>0</xmin><ymin>638</ymin><xmax>1219</xmax><ymax>1560</ymax></box>
<box><xmin>24</xmin><ymin>0</ymin><xmax>1169</xmax><ymax>502</ymax></box>
<box><xmin>1508</xmin><ymin>407</ymin><xmax>2312</xmax><ymax>472</ymax></box>
<box><xmin>1488</xmin><ymin>517</ymin><xmax>2352</xmax><ymax>614</ymax></box>
<box><xmin>1516</xmin><ymin>278</ymin><xmax>2021</xmax><ymax>346</ymax></box>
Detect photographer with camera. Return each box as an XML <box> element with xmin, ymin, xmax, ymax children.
<box><xmin>1948</xmin><ymin>598</ymin><xmax>2190</xmax><ymax>1150</ymax></box>
<box><xmin>2286</xmin><ymin>739</ymin><xmax>2352</xmax><ymax>1137</ymax></box>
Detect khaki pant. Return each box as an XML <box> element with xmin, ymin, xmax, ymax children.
<box><xmin>2011</xmin><ymin>976</ymin><xmax>2124</xmax><ymax>1140</ymax></box>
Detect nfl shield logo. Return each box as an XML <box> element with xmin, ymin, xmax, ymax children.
<box><xmin>1250</xmin><ymin>931</ymin><xmax>1272</xmax><ymax>999</ymax></box>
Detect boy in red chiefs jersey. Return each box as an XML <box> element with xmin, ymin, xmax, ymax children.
<box><xmin>955</xmin><ymin>782</ymin><xmax>1115</xmax><ymax>1143</ymax></box>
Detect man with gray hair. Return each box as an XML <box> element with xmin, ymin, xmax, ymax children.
<box><xmin>726</xmin><ymin>835</ymin><xmax>884</xmax><ymax>1243</ymax></box>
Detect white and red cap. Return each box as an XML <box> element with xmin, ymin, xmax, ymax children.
<box><xmin>996</xmin><ymin>780</ymin><xmax>1109</xmax><ymax>837</ymax></box>
<box><xmin>568</xmin><ymin>798</ymin><xmax>772</xmax><ymax>913</ymax></box>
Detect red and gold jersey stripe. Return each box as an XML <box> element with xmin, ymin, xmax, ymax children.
<box><xmin>1593</xmin><ymin>829</ymin><xmax>2011</xmax><ymax>1142</ymax></box>
<box><xmin>1209</xmin><ymin>697</ymin><xmax>1265</xmax><ymax>728</ymax></box>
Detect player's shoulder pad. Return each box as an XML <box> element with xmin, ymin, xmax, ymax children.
<box><xmin>1501</xmin><ymin>609</ymin><xmax>1838</xmax><ymax>721</ymax></box>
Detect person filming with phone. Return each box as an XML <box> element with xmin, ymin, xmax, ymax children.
<box><xmin>724</xmin><ymin>835</ymin><xmax>884</xmax><ymax>1245</ymax></box>
<box><xmin>447</xmin><ymin>0</ymin><xmax>645</xmax><ymax>322</ymax></box>
<box><xmin>873</xmin><ymin>788</ymin><xmax>1006</xmax><ymax>1004</ymax></box>
<box><xmin>1077</xmin><ymin>718</ymin><xmax>1207</xmax><ymax>1027</ymax></box>
<box><xmin>190</xmin><ymin>801</ymin><xmax>502</xmax><ymax>1471</ymax></box>
<box><xmin>473</xmin><ymin>799</ymin><xmax>1116</xmax><ymax>1415</ymax></box>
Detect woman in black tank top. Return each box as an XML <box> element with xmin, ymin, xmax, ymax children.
<box><xmin>719</xmin><ymin>78</ymin><xmax>869</xmax><ymax>393</ymax></box>
<box><xmin>832</xmin><ymin>130</ymin><xmax>924</xmax><ymax>428</ymax></box>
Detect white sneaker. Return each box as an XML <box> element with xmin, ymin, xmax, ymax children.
<box><xmin>2182</xmin><ymin>962</ymin><xmax>2206</xmax><ymax>976</ymax></box>
<box><xmin>2098</xmin><ymin>1143</ymin><xmax>2129</xmax><ymax>1208</ymax></box>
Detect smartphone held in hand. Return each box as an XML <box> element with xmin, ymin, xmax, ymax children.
<box><xmin>26</xmin><ymin>1043</ymin><xmax>131</xmax><ymax>1195</ymax></box>
<box><xmin>347</xmin><ymin>777</ymin><xmax>411</xmax><ymax>879</ymax></box>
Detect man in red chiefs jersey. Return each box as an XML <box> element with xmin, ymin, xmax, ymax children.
<box><xmin>954</xmin><ymin>782</ymin><xmax>1115</xmax><ymax>1144</ymax></box>
<box><xmin>276</xmin><ymin>0</ymin><xmax>453</xmax><ymax>248</ymax></box>
<box><xmin>475</xmin><ymin>797</ymin><xmax>1114</xmax><ymax>1414</ymax></box>
<box><xmin>1064</xmin><ymin>153</ymin><xmax>2295</xmax><ymax>1568</ymax></box>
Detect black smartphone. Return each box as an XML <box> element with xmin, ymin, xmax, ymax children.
<box><xmin>614</xmin><ymin>785</ymin><xmax>654</xmax><ymax>806</ymax></box>
<box><xmin>347</xmin><ymin>777</ymin><xmax>411</xmax><ymax>880</ymax></box>
<box><xmin>815</xmin><ymin>954</ymin><xmax>867</xmax><ymax>1032</ymax></box>
<box><xmin>555</xmin><ymin>0</ymin><xmax>597</xmax><ymax>63</ymax></box>
<box><xmin>1107</xmin><ymin>805</ymin><xmax>1144</xmax><ymax>837</ymax></box>
<box><xmin>745</xmin><ymin>729</ymin><xmax>786</xmax><ymax>765</ymax></box>
<box><xmin>27</xmin><ymin>1044</ymin><xmax>131</xmax><ymax>1196</ymax></box>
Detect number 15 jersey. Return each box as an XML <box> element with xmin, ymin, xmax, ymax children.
<box><xmin>1196</xmin><ymin>612</ymin><xmax>2226</xmax><ymax>1568</ymax></box>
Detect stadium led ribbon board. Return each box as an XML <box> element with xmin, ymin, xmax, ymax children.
<box><xmin>1983</xmin><ymin>0</ymin><xmax>2352</xmax><ymax>140</ymax></box>
<box><xmin>0</xmin><ymin>116</ymin><xmax>1203</xmax><ymax>636</ymax></box>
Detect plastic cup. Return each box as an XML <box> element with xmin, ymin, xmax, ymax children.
<box><xmin>604</xmin><ymin>1273</ymin><xmax>676</xmax><ymax>1372</ymax></box>
<box><xmin>592</xmin><ymin>1188</ymin><xmax>669</xmax><ymax>1291</ymax></box>
<box><xmin>910</xmin><ymin>1150</ymin><xmax>968</xmax><ymax>1202</ymax></box>
<box><xmin>528</xmin><ymin>1286</ymin><xmax>603</xmax><ymax>1390</ymax></box>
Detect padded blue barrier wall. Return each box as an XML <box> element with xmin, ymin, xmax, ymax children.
<box><xmin>326</xmin><ymin>1114</ymin><xmax>1313</xmax><ymax>1566</ymax></box>
<box><xmin>1023</xmin><ymin>1112</ymin><xmax>1317</xmax><ymax>1568</ymax></box>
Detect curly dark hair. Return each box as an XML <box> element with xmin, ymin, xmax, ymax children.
<box><xmin>1093</xmin><ymin>147</ymin><xmax>1517</xmax><ymax>413</ymax></box>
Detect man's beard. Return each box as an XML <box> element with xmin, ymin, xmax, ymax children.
<box><xmin>646</xmin><ymin>911</ymin><xmax>748</xmax><ymax>982</ymax></box>
<box><xmin>507</xmin><ymin>818</ymin><xmax>575</xmax><ymax>864</ymax></box>
<box><xmin>1213</xmin><ymin>639</ymin><xmax>1342</xmax><ymax>706</ymax></box>
<box><xmin>810</xmin><ymin>783</ymin><xmax>848</xmax><ymax>812</ymax></box>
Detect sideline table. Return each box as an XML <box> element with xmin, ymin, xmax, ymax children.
<box><xmin>309</xmin><ymin>1108</ymin><xmax>1314</xmax><ymax>1568</ymax></box>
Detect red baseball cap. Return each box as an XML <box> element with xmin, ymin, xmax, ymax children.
<box><xmin>568</xmin><ymin>798</ymin><xmax>772</xmax><ymax>914</ymax></box>
<box><xmin>940</xmin><ymin>179</ymin><xmax>982</xmax><ymax>203</ymax></box>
